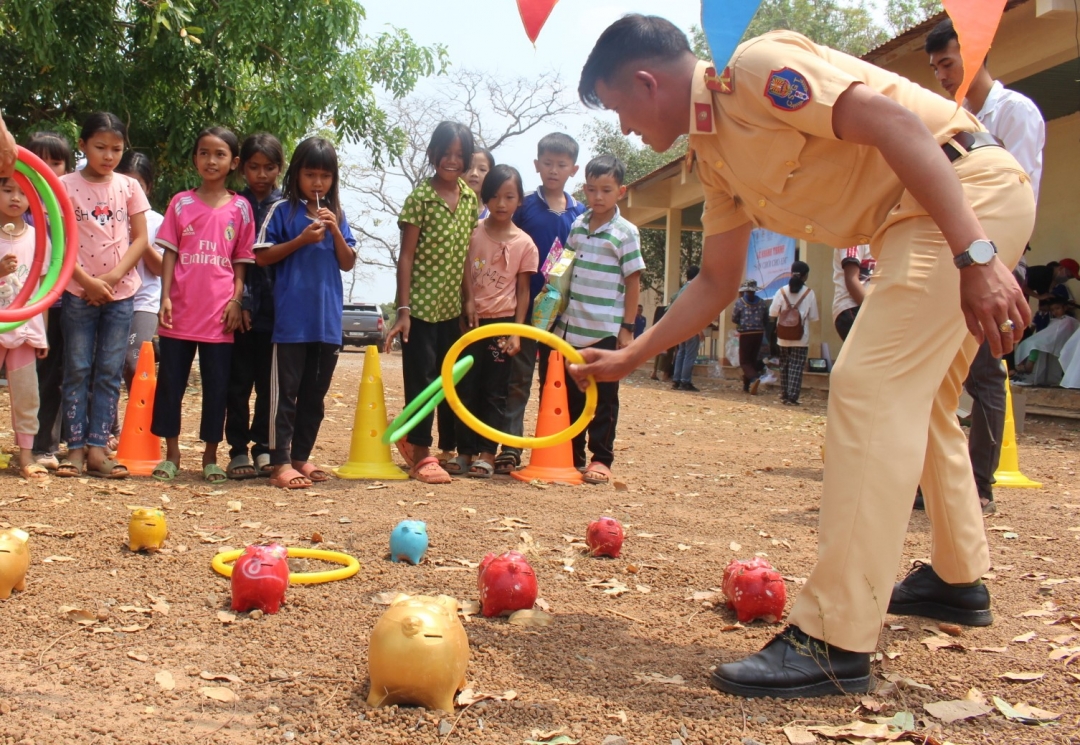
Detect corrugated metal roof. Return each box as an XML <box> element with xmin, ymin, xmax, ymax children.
<box><xmin>860</xmin><ymin>0</ymin><xmax>1032</xmax><ymax>63</ymax></box>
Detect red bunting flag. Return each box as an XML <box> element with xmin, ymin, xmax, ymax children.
<box><xmin>941</xmin><ymin>0</ymin><xmax>1008</xmax><ymax>104</ymax></box>
<box><xmin>517</xmin><ymin>0</ymin><xmax>559</xmax><ymax>44</ymax></box>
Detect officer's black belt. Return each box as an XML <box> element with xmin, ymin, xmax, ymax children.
<box><xmin>942</xmin><ymin>131</ymin><xmax>1003</xmax><ymax>162</ymax></box>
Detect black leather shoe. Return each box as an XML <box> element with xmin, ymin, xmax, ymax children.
<box><xmin>671</xmin><ymin>381</ymin><xmax>684</xmax><ymax>390</ymax></box>
<box><xmin>709</xmin><ymin>626</ymin><xmax>871</xmax><ymax>699</ymax></box>
<box><xmin>888</xmin><ymin>562</ymin><xmax>992</xmax><ymax>626</ymax></box>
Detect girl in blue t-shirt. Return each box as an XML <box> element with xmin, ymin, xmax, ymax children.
<box><xmin>253</xmin><ymin>137</ymin><xmax>356</xmax><ymax>489</ymax></box>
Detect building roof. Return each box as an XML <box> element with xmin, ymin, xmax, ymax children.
<box><xmin>861</xmin><ymin>0</ymin><xmax>1032</xmax><ymax>63</ymax></box>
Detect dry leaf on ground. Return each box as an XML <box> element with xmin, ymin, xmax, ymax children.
<box><xmin>154</xmin><ymin>670</ymin><xmax>175</xmax><ymax>691</ymax></box>
<box><xmin>508</xmin><ymin>609</ymin><xmax>554</xmax><ymax>627</ymax></box>
<box><xmin>633</xmin><ymin>672</ymin><xmax>685</xmax><ymax>685</ymax></box>
<box><xmin>200</xmin><ymin>686</ymin><xmax>238</xmax><ymax>703</ymax></box>
<box><xmin>999</xmin><ymin>671</ymin><xmax>1045</xmax><ymax>682</ymax></box>
<box><xmin>923</xmin><ymin>698</ymin><xmax>993</xmax><ymax>723</ymax></box>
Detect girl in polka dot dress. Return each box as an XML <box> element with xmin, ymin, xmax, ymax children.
<box><xmin>384</xmin><ymin>121</ymin><xmax>479</xmax><ymax>484</ymax></box>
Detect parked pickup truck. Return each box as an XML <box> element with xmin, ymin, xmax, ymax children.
<box><xmin>341</xmin><ymin>303</ymin><xmax>385</xmax><ymax>348</ymax></box>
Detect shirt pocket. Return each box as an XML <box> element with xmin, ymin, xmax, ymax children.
<box><xmin>759</xmin><ymin>129</ymin><xmax>854</xmax><ymax>206</ymax></box>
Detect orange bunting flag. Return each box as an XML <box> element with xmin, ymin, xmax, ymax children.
<box><xmin>941</xmin><ymin>0</ymin><xmax>1008</xmax><ymax>104</ymax></box>
<box><xmin>517</xmin><ymin>0</ymin><xmax>559</xmax><ymax>44</ymax></box>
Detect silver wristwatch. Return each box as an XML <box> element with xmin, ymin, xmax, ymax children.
<box><xmin>953</xmin><ymin>239</ymin><xmax>997</xmax><ymax>269</ymax></box>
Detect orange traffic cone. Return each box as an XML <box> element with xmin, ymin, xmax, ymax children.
<box><xmin>115</xmin><ymin>341</ymin><xmax>163</xmax><ymax>476</ymax></box>
<box><xmin>334</xmin><ymin>346</ymin><xmax>408</xmax><ymax>480</ymax></box>
<box><xmin>512</xmin><ymin>350</ymin><xmax>583</xmax><ymax>485</ymax></box>
<box><xmin>993</xmin><ymin>375</ymin><xmax>1042</xmax><ymax>488</ymax></box>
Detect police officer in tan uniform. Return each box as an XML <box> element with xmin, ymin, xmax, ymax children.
<box><xmin>572</xmin><ymin>15</ymin><xmax>1035</xmax><ymax>699</ymax></box>
<box><xmin>0</xmin><ymin>113</ymin><xmax>17</xmax><ymax>178</ymax></box>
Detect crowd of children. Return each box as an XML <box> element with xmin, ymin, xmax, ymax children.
<box><xmin>3</xmin><ymin>114</ymin><xmax>653</xmax><ymax>488</ymax></box>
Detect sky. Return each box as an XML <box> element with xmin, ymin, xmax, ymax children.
<box><xmin>343</xmin><ymin>0</ymin><xmax>705</xmax><ymax>304</ymax></box>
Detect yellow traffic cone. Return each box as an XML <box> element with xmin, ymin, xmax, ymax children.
<box><xmin>334</xmin><ymin>346</ymin><xmax>408</xmax><ymax>480</ymax></box>
<box><xmin>993</xmin><ymin>376</ymin><xmax>1041</xmax><ymax>488</ymax></box>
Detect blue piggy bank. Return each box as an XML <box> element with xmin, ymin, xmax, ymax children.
<box><xmin>390</xmin><ymin>520</ymin><xmax>429</xmax><ymax>565</ymax></box>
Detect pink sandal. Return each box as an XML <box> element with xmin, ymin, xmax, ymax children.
<box><xmin>271</xmin><ymin>468</ymin><xmax>311</xmax><ymax>489</ymax></box>
<box><xmin>410</xmin><ymin>456</ymin><xmax>451</xmax><ymax>485</ymax></box>
<box><xmin>298</xmin><ymin>462</ymin><xmax>331</xmax><ymax>482</ymax></box>
<box><xmin>583</xmin><ymin>461</ymin><xmax>612</xmax><ymax>485</ymax></box>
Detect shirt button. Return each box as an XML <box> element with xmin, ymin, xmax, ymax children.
<box><xmin>714</xmin><ymin>160</ymin><xmax>724</xmax><ymax>168</ymax></box>
<box><xmin>757</xmin><ymin>199</ymin><xmax>767</xmax><ymax>208</ymax></box>
<box><xmin>805</xmin><ymin>225</ymin><xmax>814</xmax><ymax>233</ymax></box>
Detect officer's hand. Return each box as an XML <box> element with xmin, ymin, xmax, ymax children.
<box><xmin>959</xmin><ymin>258</ymin><xmax>1030</xmax><ymax>358</ymax></box>
<box><xmin>568</xmin><ymin>345</ymin><xmax>636</xmax><ymax>390</ymax></box>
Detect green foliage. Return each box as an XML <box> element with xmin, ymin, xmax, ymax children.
<box><xmin>0</xmin><ymin>0</ymin><xmax>445</xmax><ymax>205</ymax></box>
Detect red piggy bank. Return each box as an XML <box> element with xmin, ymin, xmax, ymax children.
<box><xmin>231</xmin><ymin>543</ymin><xmax>290</xmax><ymax>614</ymax></box>
<box><xmin>722</xmin><ymin>558</ymin><xmax>786</xmax><ymax>623</ymax></box>
<box><xmin>586</xmin><ymin>517</ymin><xmax>625</xmax><ymax>558</ymax></box>
<box><xmin>477</xmin><ymin>551</ymin><xmax>538</xmax><ymax>617</ymax></box>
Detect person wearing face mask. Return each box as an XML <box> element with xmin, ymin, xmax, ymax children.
<box><xmin>732</xmin><ymin>279</ymin><xmax>768</xmax><ymax>393</ymax></box>
<box><xmin>769</xmin><ymin>261</ymin><xmax>818</xmax><ymax>405</ymax></box>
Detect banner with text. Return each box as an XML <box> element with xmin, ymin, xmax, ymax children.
<box><xmin>746</xmin><ymin>229</ymin><xmax>796</xmax><ymax>299</ymax></box>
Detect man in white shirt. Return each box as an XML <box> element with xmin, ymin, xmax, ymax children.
<box><xmin>832</xmin><ymin>245</ymin><xmax>875</xmax><ymax>341</ymax></box>
<box><xmin>926</xmin><ymin>17</ymin><xmax>1046</xmax><ymax>513</ymax></box>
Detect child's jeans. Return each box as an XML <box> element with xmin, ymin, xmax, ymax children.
<box><xmin>401</xmin><ymin>316</ymin><xmax>461</xmax><ymax>449</ymax></box>
<box><xmin>566</xmin><ymin>335</ymin><xmax>620</xmax><ymax>469</ymax></box>
<box><xmin>60</xmin><ymin>293</ymin><xmax>133</xmax><ymax>450</ymax></box>
<box><xmin>152</xmin><ymin>337</ymin><xmax>233</xmax><ymax>444</ymax></box>
<box><xmin>454</xmin><ymin>316</ymin><xmax>513</xmax><ymax>456</ymax></box>
<box><xmin>0</xmin><ymin>344</ymin><xmax>40</xmax><ymax>448</ymax></box>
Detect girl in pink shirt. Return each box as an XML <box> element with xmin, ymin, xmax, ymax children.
<box><xmin>0</xmin><ymin>177</ymin><xmax>50</xmax><ymax>480</ymax></box>
<box><xmin>452</xmin><ymin>165</ymin><xmax>538</xmax><ymax>477</ymax></box>
<box><xmin>151</xmin><ymin>127</ymin><xmax>254</xmax><ymax>484</ymax></box>
<box><xmin>58</xmin><ymin>113</ymin><xmax>149</xmax><ymax>479</ymax></box>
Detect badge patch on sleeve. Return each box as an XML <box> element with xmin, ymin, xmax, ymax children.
<box><xmin>764</xmin><ymin>68</ymin><xmax>811</xmax><ymax>111</ymax></box>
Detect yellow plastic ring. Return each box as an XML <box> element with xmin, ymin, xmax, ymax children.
<box><xmin>211</xmin><ymin>547</ymin><xmax>360</xmax><ymax>585</ymax></box>
<box><xmin>441</xmin><ymin>322</ymin><xmax>597</xmax><ymax>450</ymax></box>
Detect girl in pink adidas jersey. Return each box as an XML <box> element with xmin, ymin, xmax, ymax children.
<box><xmin>150</xmin><ymin>127</ymin><xmax>255</xmax><ymax>483</ymax></box>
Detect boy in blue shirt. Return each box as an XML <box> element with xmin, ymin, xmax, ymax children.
<box><xmin>495</xmin><ymin>133</ymin><xmax>586</xmax><ymax>474</ymax></box>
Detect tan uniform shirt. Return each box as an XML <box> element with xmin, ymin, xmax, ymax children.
<box><xmin>689</xmin><ymin>31</ymin><xmax>984</xmax><ymax>248</ymax></box>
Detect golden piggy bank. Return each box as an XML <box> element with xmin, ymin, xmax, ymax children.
<box><xmin>0</xmin><ymin>528</ymin><xmax>30</xmax><ymax>599</ymax></box>
<box><xmin>128</xmin><ymin>509</ymin><xmax>168</xmax><ymax>552</ymax></box>
<box><xmin>367</xmin><ymin>594</ymin><xmax>469</xmax><ymax>711</ymax></box>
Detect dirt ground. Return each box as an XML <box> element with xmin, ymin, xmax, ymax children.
<box><xmin>0</xmin><ymin>349</ymin><xmax>1078</xmax><ymax>745</ymax></box>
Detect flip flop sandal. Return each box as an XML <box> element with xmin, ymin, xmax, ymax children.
<box><xmin>203</xmin><ymin>464</ymin><xmax>228</xmax><ymax>484</ymax></box>
<box><xmin>468</xmin><ymin>459</ymin><xmax>495</xmax><ymax>479</ymax></box>
<box><xmin>410</xmin><ymin>456</ymin><xmax>451</xmax><ymax>485</ymax></box>
<box><xmin>494</xmin><ymin>451</ymin><xmax>519</xmax><ymax>475</ymax></box>
<box><xmin>255</xmin><ymin>453</ymin><xmax>272</xmax><ymax>476</ymax></box>
<box><xmin>20</xmin><ymin>463</ymin><xmax>50</xmax><ymax>481</ymax></box>
<box><xmin>55</xmin><ymin>459</ymin><xmax>82</xmax><ymax>478</ymax></box>
<box><xmin>298</xmin><ymin>462</ymin><xmax>330</xmax><ymax>483</ymax></box>
<box><xmin>226</xmin><ymin>455</ymin><xmax>257</xmax><ymax>480</ymax></box>
<box><xmin>88</xmin><ymin>458</ymin><xmax>129</xmax><ymax>479</ymax></box>
<box><xmin>582</xmin><ymin>462</ymin><xmax>612</xmax><ymax>485</ymax></box>
<box><xmin>152</xmin><ymin>460</ymin><xmax>179</xmax><ymax>482</ymax></box>
<box><xmin>271</xmin><ymin>467</ymin><xmax>311</xmax><ymax>490</ymax></box>
<box><xmin>443</xmin><ymin>455</ymin><xmax>472</xmax><ymax>476</ymax></box>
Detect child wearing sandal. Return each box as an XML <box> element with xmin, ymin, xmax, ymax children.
<box><xmin>58</xmin><ymin>112</ymin><xmax>150</xmax><ymax>479</ymax></box>
<box><xmin>384</xmin><ymin>121</ymin><xmax>478</xmax><ymax>484</ymax></box>
<box><xmin>254</xmin><ymin>137</ymin><xmax>356</xmax><ymax>490</ymax></box>
<box><xmin>0</xmin><ymin>176</ymin><xmax>51</xmax><ymax>480</ymax></box>
<box><xmin>151</xmin><ymin>127</ymin><xmax>254</xmax><ymax>483</ymax></box>
<box><xmin>453</xmin><ymin>165</ymin><xmax>537</xmax><ymax>478</ymax></box>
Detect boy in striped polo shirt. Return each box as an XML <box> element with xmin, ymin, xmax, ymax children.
<box><xmin>558</xmin><ymin>155</ymin><xmax>645</xmax><ymax>484</ymax></box>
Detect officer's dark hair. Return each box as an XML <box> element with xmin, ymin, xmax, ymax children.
<box><xmin>427</xmin><ymin>121</ymin><xmax>475</xmax><ymax>176</ymax></box>
<box><xmin>480</xmin><ymin>164</ymin><xmax>524</xmax><ymax>204</ymax></box>
<box><xmin>686</xmin><ymin>265</ymin><xmax>701</xmax><ymax>281</ymax></box>
<box><xmin>579</xmin><ymin>14</ymin><xmax>692</xmax><ymax>108</ymax></box>
<box><xmin>925</xmin><ymin>17</ymin><xmax>988</xmax><ymax>66</ymax></box>
<box><xmin>584</xmin><ymin>154</ymin><xmax>626</xmax><ymax>185</ymax></box>
<box><xmin>537</xmin><ymin>133</ymin><xmax>580</xmax><ymax>162</ymax></box>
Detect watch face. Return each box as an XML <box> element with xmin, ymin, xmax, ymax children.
<box><xmin>970</xmin><ymin>241</ymin><xmax>996</xmax><ymax>265</ymax></box>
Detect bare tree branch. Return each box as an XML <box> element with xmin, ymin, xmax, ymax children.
<box><xmin>341</xmin><ymin>68</ymin><xmax>568</xmax><ymax>275</ymax></box>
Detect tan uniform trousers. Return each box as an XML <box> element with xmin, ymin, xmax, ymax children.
<box><xmin>787</xmin><ymin>147</ymin><xmax>1036</xmax><ymax>653</ymax></box>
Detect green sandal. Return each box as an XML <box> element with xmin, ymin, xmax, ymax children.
<box><xmin>152</xmin><ymin>460</ymin><xmax>179</xmax><ymax>482</ymax></box>
<box><xmin>203</xmin><ymin>464</ymin><xmax>227</xmax><ymax>484</ymax></box>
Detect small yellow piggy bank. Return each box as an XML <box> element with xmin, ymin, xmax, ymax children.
<box><xmin>0</xmin><ymin>528</ymin><xmax>30</xmax><ymax>599</ymax></box>
<box><xmin>367</xmin><ymin>594</ymin><xmax>469</xmax><ymax>712</ymax></box>
<box><xmin>128</xmin><ymin>508</ymin><xmax>169</xmax><ymax>552</ymax></box>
